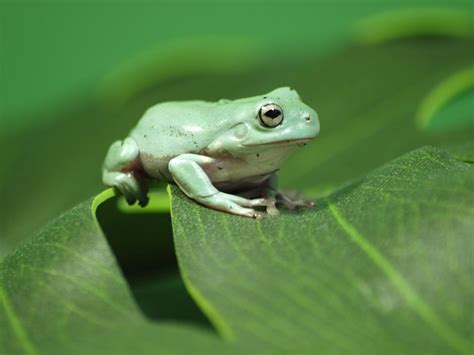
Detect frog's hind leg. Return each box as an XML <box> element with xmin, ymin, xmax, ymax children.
<box><xmin>238</xmin><ymin>174</ymin><xmax>314</xmax><ymax>216</ymax></box>
<box><xmin>261</xmin><ymin>174</ymin><xmax>314</xmax><ymax>214</ymax></box>
<box><xmin>102</xmin><ymin>137</ymin><xmax>149</xmax><ymax>207</ymax></box>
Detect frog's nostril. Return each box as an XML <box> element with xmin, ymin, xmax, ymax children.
<box><xmin>304</xmin><ymin>114</ymin><xmax>311</xmax><ymax>122</ymax></box>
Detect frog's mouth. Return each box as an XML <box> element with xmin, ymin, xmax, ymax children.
<box><xmin>243</xmin><ymin>138</ymin><xmax>313</xmax><ymax>147</ymax></box>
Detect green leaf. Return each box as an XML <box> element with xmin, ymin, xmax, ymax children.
<box><xmin>170</xmin><ymin>146</ymin><xmax>473</xmax><ymax>353</ymax></box>
<box><xmin>0</xmin><ymin>190</ymin><xmax>234</xmax><ymax>355</ymax></box>
<box><xmin>3</xmin><ymin>146</ymin><xmax>471</xmax><ymax>354</ymax></box>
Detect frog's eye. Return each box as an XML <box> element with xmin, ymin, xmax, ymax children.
<box><xmin>258</xmin><ymin>103</ymin><xmax>284</xmax><ymax>128</ymax></box>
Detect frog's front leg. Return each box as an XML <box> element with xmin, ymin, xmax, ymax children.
<box><xmin>102</xmin><ymin>137</ymin><xmax>149</xmax><ymax>207</ymax></box>
<box><xmin>169</xmin><ymin>154</ymin><xmax>266</xmax><ymax>218</ymax></box>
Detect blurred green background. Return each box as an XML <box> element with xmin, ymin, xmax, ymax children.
<box><xmin>2</xmin><ymin>1</ymin><xmax>369</xmax><ymax>128</ymax></box>
<box><xmin>1</xmin><ymin>2</ymin><xmax>474</xmax><ymax>353</ymax></box>
<box><xmin>3</xmin><ymin>1</ymin><xmax>471</xmax><ymax>129</ymax></box>
<box><xmin>1</xmin><ymin>0</ymin><xmax>473</xmax><ymax>254</ymax></box>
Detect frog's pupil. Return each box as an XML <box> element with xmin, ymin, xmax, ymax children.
<box><xmin>265</xmin><ymin>109</ymin><xmax>281</xmax><ymax>119</ymax></box>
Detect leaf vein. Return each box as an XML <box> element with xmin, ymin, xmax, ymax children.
<box><xmin>329</xmin><ymin>202</ymin><xmax>471</xmax><ymax>353</ymax></box>
<box><xmin>0</xmin><ymin>283</ymin><xmax>38</xmax><ymax>355</ymax></box>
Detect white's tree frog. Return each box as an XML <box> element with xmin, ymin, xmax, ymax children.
<box><xmin>102</xmin><ymin>87</ymin><xmax>320</xmax><ymax>218</ymax></box>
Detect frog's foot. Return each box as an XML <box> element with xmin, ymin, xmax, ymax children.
<box><xmin>276</xmin><ymin>190</ymin><xmax>315</xmax><ymax>210</ymax></box>
<box><xmin>102</xmin><ymin>137</ymin><xmax>149</xmax><ymax>207</ymax></box>
<box><xmin>232</xmin><ymin>193</ymin><xmax>280</xmax><ymax>216</ymax></box>
<box><xmin>197</xmin><ymin>192</ymin><xmax>265</xmax><ymax>219</ymax></box>
<box><xmin>103</xmin><ymin>171</ymin><xmax>149</xmax><ymax>207</ymax></box>
<box><xmin>247</xmin><ymin>194</ymin><xmax>313</xmax><ymax>216</ymax></box>
<box><xmin>265</xmin><ymin>197</ymin><xmax>280</xmax><ymax>216</ymax></box>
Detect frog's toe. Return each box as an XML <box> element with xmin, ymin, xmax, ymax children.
<box><xmin>118</xmin><ymin>179</ymin><xmax>138</xmax><ymax>205</ymax></box>
<box><xmin>138</xmin><ymin>195</ymin><xmax>150</xmax><ymax>207</ymax></box>
<box><xmin>277</xmin><ymin>192</ymin><xmax>315</xmax><ymax>210</ymax></box>
<box><xmin>105</xmin><ymin>171</ymin><xmax>148</xmax><ymax>206</ymax></box>
<box><xmin>231</xmin><ymin>205</ymin><xmax>263</xmax><ymax>219</ymax></box>
<box><xmin>289</xmin><ymin>199</ymin><xmax>315</xmax><ymax>208</ymax></box>
<box><xmin>266</xmin><ymin>205</ymin><xmax>280</xmax><ymax>216</ymax></box>
<box><xmin>218</xmin><ymin>193</ymin><xmax>265</xmax><ymax>208</ymax></box>
<box><xmin>122</xmin><ymin>190</ymin><xmax>137</xmax><ymax>205</ymax></box>
<box><xmin>256</xmin><ymin>196</ymin><xmax>279</xmax><ymax>216</ymax></box>
<box><xmin>232</xmin><ymin>195</ymin><xmax>280</xmax><ymax>216</ymax></box>
<box><xmin>252</xmin><ymin>210</ymin><xmax>265</xmax><ymax>219</ymax></box>
<box><xmin>199</xmin><ymin>193</ymin><xmax>263</xmax><ymax>218</ymax></box>
<box><xmin>248</xmin><ymin>198</ymin><xmax>268</xmax><ymax>207</ymax></box>
<box><xmin>236</xmin><ymin>207</ymin><xmax>263</xmax><ymax>219</ymax></box>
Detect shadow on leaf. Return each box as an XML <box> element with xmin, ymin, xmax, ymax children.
<box><xmin>96</xmin><ymin>195</ymin><xmax>214</xmax><ymax>330</ymax></box>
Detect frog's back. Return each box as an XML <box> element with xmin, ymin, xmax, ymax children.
<box><xmin>130</xmin><ymin>100</ymin><xmax>226</xmax><ymax>179</ymax></box>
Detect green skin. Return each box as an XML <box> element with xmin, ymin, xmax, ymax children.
<box><xmin>102</xmin><ymin>87</ymin><xmax>320</xmax><ymax>218</ymax></box>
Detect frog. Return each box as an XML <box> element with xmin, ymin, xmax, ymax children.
<box><xmin>102</xmin><ymin>87</ymin><xmax>320</xmax><ymax>218</ymax></box>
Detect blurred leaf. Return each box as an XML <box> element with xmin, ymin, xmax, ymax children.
<box><xmin>97</xmin><ymin>36</ymin><xmax>264</xmax><ymax>105</ymax></box>
<box><xmin>416</xmin><ymin>66</ymin><xmax>474</xmax><ymax>132</ymax></box>
<box><xmin>355</xmin><ymin>7</ymin><xmax>474</xmax><ymax>45</ymax></box>
<box><xmin>1</xmin><ymin>36</ymin><xmax>474</xmax><ymax>257</ymax></box>
<box><xmin>1</xmin><ymin>146</ymin><xmax>472</xmax><ymax>354</ymax></box>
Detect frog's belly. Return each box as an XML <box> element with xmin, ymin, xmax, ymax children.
<box><xmin>204</xmin><ymin>161</ymin><xmax>273</xmax><ymax>184</ymax></box>
<box><xmin>140</xmin><ymin>152</ymin><xmax>277</xmax><ymax>191</ymax></box>
<box><xmin>201</xmin><ymin>156</ymin><xmax>279</xmax><ymax>192</ymax></box>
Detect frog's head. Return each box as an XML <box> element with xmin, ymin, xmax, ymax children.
<box><xmin>234</xmin><ymin>87</ymin><xmax>318</xmax><ymax>143</ymax></box>
<box><xmin>243</xmin><ymin>87</ymin><xmax>319</xmax><ymax>146</ymax></box>
<box><xmin>206</xmin><ymin>87</ymin><xmax>319</xmax><ymax>156</ymax></box>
